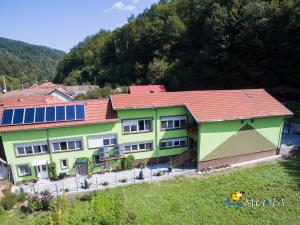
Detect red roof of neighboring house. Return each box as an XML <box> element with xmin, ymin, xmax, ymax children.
<box><xmin>129</xmin><ymin>85</ymin><xmax>166</xmax><ymax>94</ymax></box>
<box><xmin>111</xmin><ymin>89</ymin><xmax>293</xmax><ymax>122</ymax></box>
<box><xmin>0</xmin><ymin>96</ymin><xmax>64</xmax><ymax>107</ymax></box>
<box><xmin>0</xmin><ymin>99</ymin><xmax>117</xmax><ymax>132</ymax></box>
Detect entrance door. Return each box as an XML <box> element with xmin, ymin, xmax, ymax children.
<box><xmin>36</xmin><ymin>164</ymin><xmax>49</xmax><ymax>179</ymax></box>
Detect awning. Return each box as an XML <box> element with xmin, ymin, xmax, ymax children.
<box><xmin>32</xmin><ymin>159</ymin><xmax>48</xmax><ymax>166</ymax></box>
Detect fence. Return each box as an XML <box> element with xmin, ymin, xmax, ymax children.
<box><xmin>21</xmin><ymin>165</ymin><xmax>197</xmax><ymax>196</ymax></box>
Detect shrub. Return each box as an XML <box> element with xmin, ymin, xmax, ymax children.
<box><xmin>48</xmin><ymin>194</ymin><xmax>68</xmax><ymax>225</ymax></box>
<box><xmin>81</xmin><ymin>178</ymin><xmax>90</xmax><ymax>189</ymax></box>
<box><xmin>1</xmin><ymin>192</ymin><xmax>17</xmax><ymax>210</ymax></box>
<box><xmin>26</xmin><ymin>190</ymin><xmax>53</xmax><ymax>213</ymax></box>
<box><xmin>119</xmin><ymin>178</ymin><xmax>127</xmax><ymax>183</ymax></box>
<box><xmin>102</xmin><ymin>181</ymin><xmax>109</xmax><ymax>186</ymax></box>
<box><xmin>155</xmin><ymin>171</ymin><xmax>162</xmax><ymax>177</ymax></box>
<box><xmin>48</xmin><ymin>162</ymin><xmax>58</xmax><ymax>180</ymax></box>
<box><xmin>138</xmin><ymin>170</ymin><xmax>144</xmax><ymax>180</ymax></box>
<box><xmin>0</xmin><ymin>205</ymin><xmax>5</xmax><ymax>215</ymax></box>
<box><xmin>121</xmin><ymin>155</ymin><xmax>135</xmax><ymax>170</ymax></box>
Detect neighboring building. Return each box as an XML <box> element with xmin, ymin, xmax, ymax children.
<box><xmin>0</xmin><ymin>96</ymin><xmax>64</xmax><ymax>107</ymax></box>
<box><xmin>31</xmin><ymin>81</ymin><xmax>99</xmax><ymax>97</ymax></box>
<box><xmin>129</xmin><ymin>85</ymin><xmax>166</xmax><ymax>94</ymax></box>
<box><xmin>0</xmin><ymin>87</ymin><xmax>73</xmax><ymax>102</ymax></box>
<box><xmin>0</xmin><ymin>89</ymin><xmax>292</xmax><ymax>184</ymax></box>
<box><xmin>0</xmin><ymin>81</ymin><xmax>100</xmax><ymax>102</ymax></box>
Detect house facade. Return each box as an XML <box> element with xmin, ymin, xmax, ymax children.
<box><xmin>0</xmin><ymin>89</ymin><xmax>292</xmax><ymax>184</ymax></box>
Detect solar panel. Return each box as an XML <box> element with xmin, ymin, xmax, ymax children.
<box><xmin>1</xmin><ymin>104</ymin><xmax>85</xmax><ymax>126</ymax></box>
<box><xmin>66</xmin><ymin>105</ymin><xmax>75</xmax><ymax>120</ymax></box>
<box><xmin>46</xmin><ymin>107</ymin><xmax>55</xmax><ymax>122</ymax></box>
<box><xmin>35</xmin><ymin>107</ymin><xmax>45</xmax><ymax>123</ymax></box>
<box><xmin>24</xmin><ymin>108</ymin><xmax>35</xmax><ymax>124</ymax></box>
<box><xmin>1</xmin><ymin>109</ymin><xmax>13</xmax><ymax>125</ymax></box>
<box><xmin>56</xmin><ymin>106</ymin><xmax>65</xmax><ymax>121</ymax></box>
<box><xmin>12</xmin><ymin>108</ymin><xmax>24</xmax><ymax>124</ymax></box>
<box><xmin>76</xmin><ymin>105</ymin><xmax>85</xmax><ymax>120</ymax></box>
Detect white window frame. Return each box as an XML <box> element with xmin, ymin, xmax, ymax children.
<box><xmin>87</xmin><ymin>134</ymin><xmax>117</xmax><ymax>149</ymax></box>
<box><xmin>60</xmin><ymin>159</ymin><xmax>69</xmax><ymax>170</ymax></box>
<box><xmin>15</xmin><ymin>142</ymin><xmax>48</xmax><ymax>156</ymax></box>
<box><xmin>51</xmin><ymin>139</ymin><xmax>82</xmax><ymax>152</ymax></box>
<box><xmin>161</xmin><ymin>116</ymin><xmax>187</xmax><ymax>130</ymax></box>
<box><xmin>123</xmin><ymin>118</ymin><xmax>152</xmax><ymax>134</ymax></box>
<box><xmin>160</xmin><ymin>137</ymin><xmax>187</xmax><ymax>150</ymax></box>
<box><xmin>17</xmin><ymin>164</ymin><xmax>31</xmax><ymax>176</ymax></box>
<box><xmin>124</xmin><ymin>141</ymin><xmax>153</xmax><ymax>153</ymax></box>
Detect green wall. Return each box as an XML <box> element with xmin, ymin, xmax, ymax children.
<box><xmin>197</xmin><ymin>116</ymin><xmax>284</xmax><ymax>162</ymax></box>
<box><xmin>2</xmin><ymin>106</ymin><xmax>192</xmax><ymax>183</ymax></box>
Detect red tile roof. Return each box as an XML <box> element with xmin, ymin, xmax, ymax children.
<box><xmin>129</xmin><ymin>85</ymin><xmax>166</xmax><ymax>94</ymax></box>
<box><xmin>0</xmin><ymin>99</ymin><xmax>117</xmax><ymax>132</ymax></box>
<box><xmin>111</xmin><ymin>89</ymin><xmax>293</xmax><ymax>122</ymax></box>
<box><xmin>0</xmin><ymin>96</ymin><xmax>64</xmax><ymax>107</ymax></box>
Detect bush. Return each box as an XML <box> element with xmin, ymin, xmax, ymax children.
<box><xmin>48</xmin><ymin>194</ymin><xmax>68</xmax><ymax>225</ymax></box>
<box><xmin>1</xmin><ymin>192</ymin><xmax>17</xmax><ymax>210</ymax></box>
<box><xmin>102</xmin><ymin>181</ymin><xmax>109</xmax><ymax>186</ymax></box>
<box><xmin>26</xmin><ymin>190</ymin><xmax>53</xmax><ymax>213</ymax></box>
<box><xmin>48</xmin><ymin>162</ymin><xmax>58</xmax><ymax>180</ymax></box>
<box><xmin>0</xmin><ymin>205</ymin><xmax>5</xmax><ymax>215</ymax></box>
<box><xmin>138</xmin><ymin>170</ymin><xmax>144</xmax><ymax>180</ymax></box>
<box><xmin>121</xmin><ymin>155</ymin><xmax>135</xmax><ymax>170</ymax></box>
<box><xmin>81</xmin><ymin>178</ymin><xmax>90</xmax><ymax>189</ymax></box>
<box><xmin>119</xmin><ymin>178</ymin><xmax>127</xmax><ymax>183</ymax></box>
<box><xmin>155</xmin><ymin>171</ymin><xmax>162</xmax><ymax>177</ymax></box>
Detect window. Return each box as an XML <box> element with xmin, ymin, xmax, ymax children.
<box><xmin>123</xmin><ymin>119</ymin><xmax>152</xmax><ymax>133</ymax></box>
<box><xmin>160</xmin><ymin>137</ymin><xmax>187</xmax><ymax>150</ymax></box>
<box><xmin>87</xmin><ymin>135</ymin><xmax>117</xmax><ymax>149</ymax></box>
<box><xmin>52</xmin><ymin>139</ymin><xmax>82</xmax><ymax>152</ymax></box>
<box><xmin>17</xmin><ymin>165</ymin><xmax>31</xmax><ymax>176</ymax></box>
<box><xmin>60</xmin><ymin>159</ymin><xmax>68</xmax><ymax>169</ymax></box>
<box><xmin>241</xmin><ymin>120</ymin><xmax>244</xmax><ymax>124</ymax></box>
<box><xmin>124</xmin><ymin>142</ymin><xmax>153</xmax><ymax>153</ymax></box>
<box><xmin>251</xmin><ymin>118</ymin><xmax>255</xmax><ymax>123</ymax></box>
<box><xmin>161</xmin><ymin>116</ymin><xmax>187</xmax><ymax>130</ymax></box>
<box><xmin>15</xmin><ymin>142</ymin><xmax>48</xmax><ymax>156</ymax></box>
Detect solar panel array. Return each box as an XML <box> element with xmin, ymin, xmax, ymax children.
<box><xmin>1</xmin><ymin>104</ymin><xmax>85</xmax><ymax>126</ymax></box>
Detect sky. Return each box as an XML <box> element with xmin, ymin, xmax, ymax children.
<box><xmin>0</xmin><ymin>0</ymin><xmax>159</xmax><ymax>52</ymax></box>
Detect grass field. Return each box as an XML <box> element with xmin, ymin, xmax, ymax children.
<box><xmin>1</xmin><ymin>154</ymin><xmax>300</xmax><ymax>225</ymax></box>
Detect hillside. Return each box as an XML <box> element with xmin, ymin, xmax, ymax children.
<box><xmin>54</xmin><ymin>0</ymin><xmax>300</xmax><ymax>97</ymax></box>
<box><xmin>0</xmin><ymin>37</ymin><xmax>65</xmax><ymax>90</ymax></box>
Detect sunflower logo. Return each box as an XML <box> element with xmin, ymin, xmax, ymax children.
<box><xmin>231</xmin><ymin>191</ymin><xmax>244</xmax><ymax>202</ymax></box>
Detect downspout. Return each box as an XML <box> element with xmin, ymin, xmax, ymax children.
<box><xmin>155</xmin><ymin>108</ymin><xmax>158</xmax><ymax>164</ymax></box>
<box><xmin>46</xmin><ymin>128</ymin><xmax>53</xmax><ymax>163</ymax></box>
<box><xmin>197</xmin><ymin>123</ymin><xmax>201</xmax><ymax>171</ymax></box>
<box><xmin>276</xmin><ymin>120</ymin><xmax>284</xmax><ymax>154</ymax></box>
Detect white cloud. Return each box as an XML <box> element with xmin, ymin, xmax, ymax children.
<box><xmin>112</xmin><ymin>1</ymin><xmax>136</xmax><ymax>11</ymax></box>
<box><xmin>133</xmin><ymin>0</ymin><xmax>139</xmax><ymax>4</ymax></box>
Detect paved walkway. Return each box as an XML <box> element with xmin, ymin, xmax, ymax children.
<box><xmin>20</xmin><ymin>163</ymin><xmax>196</xmax><ymax>195</ymax></box>
<box><xmin>19</xmin><ymin>124</ymin><xmax>300</xmax><ymax>196</ymax></box>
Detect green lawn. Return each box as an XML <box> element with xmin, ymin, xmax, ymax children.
<box><xmin>1</xmin><ymin>155</ymin><xmax>300</xmax><ymax>225</ymax></box>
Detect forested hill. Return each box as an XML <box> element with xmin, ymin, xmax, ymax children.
<box><xmin>0</xmin><ymin>37</ymin><xmax>65</xmax><ymax>90</ymax></box>
<box><xmin>54</xmin><ymin>0</ymin><xmax>300</xmax><ymax>95</ymax></box>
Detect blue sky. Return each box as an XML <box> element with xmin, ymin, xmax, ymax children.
<box><xmin>0</xmin><ymin>0</ymin><xmax>158</xmax><ymax>52</ymax></box>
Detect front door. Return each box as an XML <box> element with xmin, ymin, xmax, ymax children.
<box><xmin>36</xmin><ymin>164</ymin><xmax>48</xmax><ymax>179</ymax></box>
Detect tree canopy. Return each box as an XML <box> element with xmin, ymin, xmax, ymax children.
<box><xmin>54</xmin><ymin>0</ymin><xmax>300</xmax><ymax>93</ymax></box>
<box><xmin>0</xmin><ymin>37</ymin><xmax>64</xmax><ymax>90</ymax></box>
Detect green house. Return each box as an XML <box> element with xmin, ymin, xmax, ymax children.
<box><xmin>0</xmin><ymin>89</ymin><xmax>292</xmax><ymax>184</ymax></box>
